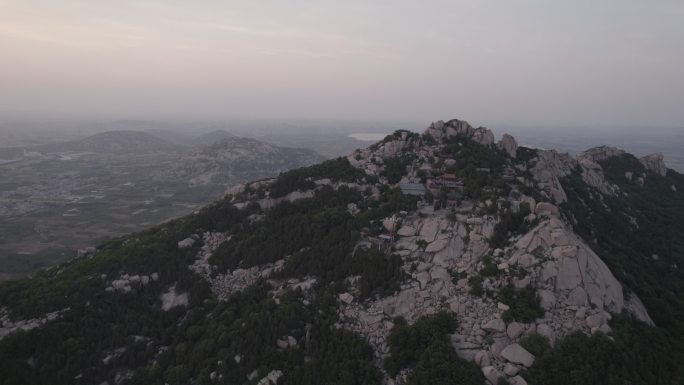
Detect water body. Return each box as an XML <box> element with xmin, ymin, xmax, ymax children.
<box><xmin>348</xmin><ymin>133</ymin><xmax>388</xmax><ymax>141</ymax></box>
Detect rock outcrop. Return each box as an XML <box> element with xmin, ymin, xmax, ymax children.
<box><xmin>510</xmin><ymin>215</ymin><xmax>631</xmax><ymax>316</ymax></box>
<box><xmin>500</xmin><ymin>344</ymin><xmax>535</xmax><ymax>367</ymax></box>
<box><xmin>105</xmin><ymin>272</ymin><xmax>157</xmax><ymax>293</ymax></box>
<box><xmin>498</xmin><ymin>134</ymin><xmax>518</xmax><ymax>158</ymax></box>
<box><xmin>574</xmin><ymin>146</ymin><xmax>623</xmax><ymax>195</ymax></box>
<box><xmin>578</xmin><ymin>146</ymin><xmax>625</xmax><ymax>163</ymax></box>
<box><xmin>379</xmin><ymin>131</ymin><xmax>420</xmax><ymax>157</ymax></box>
<box><xmin>160</xmin><ymin>285</ymin><xmax>189</xmax><ymax>311</ymax></box>
<box><xmin>256</xmin><ymin>370</ymin><xmax>283</xmax><ymax>385</ymax></box>
<box><xmin>425</xmin><ymin>119</ymin><xmax>496</xmax><ymax>147</ymax></box>
<box><xmin>526</xmin><ymin>145</ymin><xmax>670</xmax><ymax>207</ymax></box>
<box><xmin>529</xmin><ymin>150</ymin><xmax>577</xmax><ymax>203</ymax></box>
<box><xmin>0</xmin><ymin>308</ymin><xmax>67</xmax><ymax>341</ymax></box>
<box><xmin>334</xmin><ymin>196</ymin><xmax>652</xmax><ymax>384</ymax></box>
<box><xmin>640</xmin><ymin>153</ymin><xmax>667</xmax><ymax>176</ymax></box>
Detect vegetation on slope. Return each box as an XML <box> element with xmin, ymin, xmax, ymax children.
<box><xmin>385</xmin><ymin>312</ymin><xmax>483</xmax><ymax>385</ymax></box>
<box><xmin>489</xmin><ymin>202</ymin><xmax>533</xmax><ymax>249</ymax></box>
<box><xmin>497</xmin><ymin>286</ymin><xmax>545</xmax><ymax>323</ymax></box>
<box><xmin>266</xmin><ymin>157</ymin><xmax>367</xmax><ymax>198</ymax></box>
<box><xmin>381</xmin><ymin>154</ymin><xmax>416</xmax><ymax>184</ymax></box>
<box><xmin>212</xmin><ymin>184</ymin><xmax>412</xmax><ymax>301</ymax></box>
<box><xmin>554</xmin><ymin>153</ymin><xmax>684</xmax><ymax>383</ymax></box>
<box><xmin>0</xmin><ymin>194</ymin><xmax>389</xmax><ymax>385</ymax></box>
<box><xmin>440</xmin><ymin>135</ymin><xmax>509</xmax><ymax>201</ymax></box>
<box><xmin>0</xmin><ymin>154</ymin><xmax>422</xmax><ymax>385</ymax></box>
<box><xmin>525</xmin><ymin>316</ymin><xmax>679</xmax><ymax>385</ymax></box>
<box><xmin>212</xmin><ymin>186</ymin><xmax>363</xmax><ymax>271</ymax></box>
<box><xmin>561</xmin><ymin>157</ymin><xmax>684</xmax><ymax>332</ymax></box>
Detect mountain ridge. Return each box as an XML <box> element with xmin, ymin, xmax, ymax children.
<box><xmin>33</xmin><ymin>130</ymin><xmax>182</xmax><ymax>154</ymax></box>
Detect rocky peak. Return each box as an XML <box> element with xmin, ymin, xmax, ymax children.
<box><xmin>529</xmin><ymin>150</ymin><xmax>578</xmax><ymax>203</ymax></box>
<box><xmin>572</xmin><ymin>146</ymin><xmax>625</xmax><ymax>196</ymax></box>
<box><xmin>473</xmin><ymin>127</ymin><xmax>496</xmax><ymax>146</ymax></box>
<box><xmin>640</xmin><ymin>153</ymin><xmax>667</xmax><ymax>176</ymax></box>
<box><xmin>528</xmin><ymin>146</ymin><xmax>639</xmax><ymax>202</ymax></box>
<box><xmin>424</xmin><ymin>118</ymin><xmax>496</xmax><ymax>146</ymax></box>
<box><xmin>397</xmin><ymin>118</ymin><xmax>629</xmax><ymax>206</ymax></box>
<box><xmin>379</xmin><ymin>131</ymin><xmax>420</xmax><ymax>157</ymax></box>
<box><xmin>577</xmin><ymin>146</ymin><xmax>625</xmax><ymax>164</ymax></box>
<box><xmin>498</xmin><ymin>134</ymin><xmax>518</xmax><ymax>158</ymax></box>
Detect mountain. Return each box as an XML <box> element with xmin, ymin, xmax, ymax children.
<box><xmin>140</xmin><ymin>129</ymin><xmax>196</xmax><ymax>148</ymax></box>
<box><xmin>33</xmin><ymin>130</ymin><xmax>182</xmax><ymax>154</ymax></box>
<box><xmin>161</xmin><ymin>136</ymin><xmax>324</xmax><ymax>187</ymax></box>
<box><xmin>0</xmin><ymin>118</ymin><xmax>682</xmax><ymax>385</ymax></box>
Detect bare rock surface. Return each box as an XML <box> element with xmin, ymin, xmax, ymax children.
<box><xmin>500</xmin><ymin>344</ymin><xmax>535</xmax><ymax>367</ymax></box>
<box><xmin>498</xmin><ymin>134</ymin><xmax>518</xmax><ymax>158</ymax></box>
<box><xmin>0</xmin><ymin>308</ymin><xmax>68</xmax><ymax>341</ymax></box>
<box><xmin>640</xmin><ymin>153</ymin><xmax>668</xmax><ymax>176</ymax></box>
<box><xmin>160</xmin><ymin>285</ymin><xmax>189</xmax><ymax>311</ymax></box>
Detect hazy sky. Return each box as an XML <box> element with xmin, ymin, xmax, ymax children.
<box><xmin>1</xmin><ymin>0</ymin><xmax>683</xmax><ymax>126</ymax></box>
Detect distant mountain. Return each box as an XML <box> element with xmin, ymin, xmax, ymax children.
<box><xmin>33</xmin><ymin>130</ymin><xmax>181</xmax><ymax>154</ymax></box>
<box><xmin>141</xmin><ymin>129</ymin><xmax>196</xmax><ymax>147</ymax></box>
<box><xmin>162</xmin><ymin>136</ymin><xmax>324</xmax><ymax>187</ymax></box>
<box><xmin>109</xmin><ymin>120</ymin><xmax>158</xmax><ymax>129</ymax></box>
<box><xmin>192</xmin><ymin>130</ymin><xmax>236</xmax><ymax>147</ymax></box>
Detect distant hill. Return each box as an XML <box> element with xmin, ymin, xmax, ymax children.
<box><xmin>192</xmin><ymin>129</ymin><xmax>236</xmax><ymax>147</ymax></box>
<box><xmin>33</xmin><ymin>130</ymin><xmax>181</xmax><ymax>154</ymax></box>
<box><xmin>141</xmin><ymin>129</ymin><xmax>196</xmax><ymax>147</ymax></box>
<box><xmin>162</xmin><ymin>135</ymin><xmax>324</xmax><ymax>186</ymax></box>
<box><xmin>0</xmin><ymin>147</ymin><xmax>25</xmax><ymax>161</ymax></box>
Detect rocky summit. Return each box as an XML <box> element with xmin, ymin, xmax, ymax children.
<box><xmin>1</xmin><ymin>117</ymin><xmax>683</xmax><ymax>385</ymax></box>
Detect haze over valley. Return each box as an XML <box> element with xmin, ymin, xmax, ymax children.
<box><xmin>0</xmin><ymin>126</ymin><xmax>325</xmax><ymax>279</ymax></box>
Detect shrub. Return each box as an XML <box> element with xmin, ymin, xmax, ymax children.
<box><xmin>520</xmin><ymin>333</ymin><xmax>551</xmax><ymax>356</ymax></box>
<box><xmin>479</xmin><ymin>257</ymin><xmax>499</xmax><ymax>277</ymax></box>
<box><xmin>385</xmin><ymin>312</ymin><xmax>483</xmax><ymax>385</ymax></box>
<box><xmin>468</xmin><ymin>276</ymin><xmax>484</xmax><ymax>297</ymax></box>
<box><xmin>385</xmin><ymin>312</ymin><xmax>458</xmax><ymax>376</ymax></box>
<box><xmin>498</xmin><ymin>286</ymin><xmax>545</xmax><ymax>323</ymax></box>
